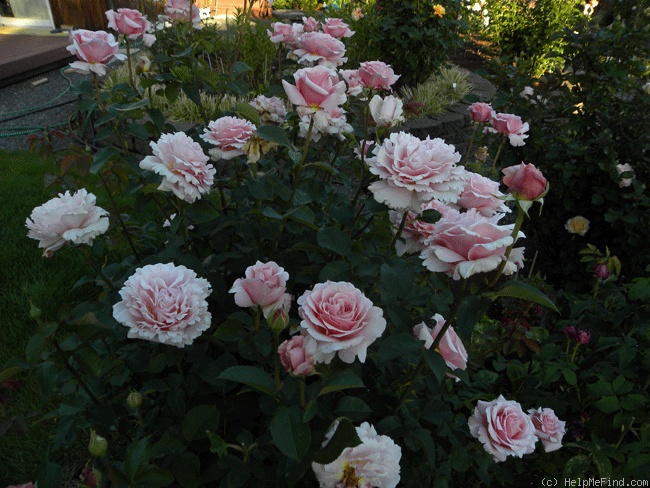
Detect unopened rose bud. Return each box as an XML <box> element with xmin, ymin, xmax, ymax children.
<box><xmin>127</xmin><ymin>390</ymin><xmax>143</xmax><ymax>410</ymax></box>
<box><xmin>577</xmin><ymin>329</ymin><xmax>591</xmax><ymax>345</ymax></box>
<box><xmin>267</xmin><ymin>307</ymin><xmax>289</xmax><ymax>334</ymax></box>
<box><xmin>563</xmin><ymin>325</ymin><xmax>578</xmax><ymax>341</ymax></box>
<box><xmin>88</xmin><ymin>429</ymin><xmax>108</xmax><ymax>458</ymax></box>
<box><xmin>594</xmin><ymin>263</ymin><xmax>611</xmax><ymax>279</ymax></box>
<box><xmin>29</xmin><ymin>301</ymin><xmax>42</xmax><ymax>319</ymax></box>
<box><xmin>475</xmin><ymin>146</ymin><xmax>488</xmax><ymax>162</ymax></box>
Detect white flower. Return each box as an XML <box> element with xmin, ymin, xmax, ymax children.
<box><xmin>615</xmin><ymin>163</ymin><xmax>635</xmax><ymax>188</ymax></box>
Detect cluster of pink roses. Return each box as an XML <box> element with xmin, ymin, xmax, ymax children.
<box><xmin>468</xmin><ymin>395</ymin><xmax>566</xmax><ymax>462</ymax></box>
<box><xmin>469</xmin><ymin>102</ymin><xmax>530</xmax><ymax>147</ymax></box>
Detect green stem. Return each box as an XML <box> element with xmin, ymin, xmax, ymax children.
<box><xmin>92</xmin><ymin>73</ymin><xmax>106</xmax><ymax>113</ymax></box>
<box><xmin>273</xmin><ymin>332</ymin><xmax>281</xmax><ymax>393</ymax></box>
<box><xmin>490</xmin><ymin>136</ymin><xmax>505</xmax><ymax>173</ymax></box>
<box><xmin>125</xmin><ymin>37</ymin><xmax>135</xmax><ymax>88</ymax></box>
<box><xmin>463</xmin><ymin>122</ymin><xmax>479</xmax><ymax>164</ymax></box>
<box><xmin>52</xmin><ymin>338</ymin><xmax>100</xmax><ymax>405</ymax></box>
<box><xmin>389</xmin><ymin>210</ymin><xmax>410</xmax><ymax>250</ymax></box>
<box><xmin>299</xmin><ymin>379</ymin><xmax>306</xmax><ymax>408</ymax></box>
<box><xmin>570</xmin><ymin>343</ymin><xmax>580</xmax><ymax>363</ymax></box>
<box><xmin>80</xmin><ymin>246</ymin><xmax>115</xmax><ymax>291</ymax></box>
<box><xmin>488</xmin><ymin>205</ymin><xmax>525</xmax><ymax>287</ymax></box>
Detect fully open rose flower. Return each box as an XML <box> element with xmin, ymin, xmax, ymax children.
<box><xmin>468</xmin><ymin>102</ymin><xmax>494</xmax><ymax>123</ymax></box>
<box><xmin>66</xmin><ymin>29</ymin><xmax>125</xmax><ymax>76</ymax></box>
<box><xmin>278</xmin><ymin>334</ymin><xmax>317</xmax><ymax>376</ymax></box>
<box><xmin>105</xmin><ymin>8</ymin><xmax>156</xmax><ymax>46</ymax></box>
<box><xmin>615</xmin><ymin>162</ymin><xmax>635</xmax><ymax>188</ymax></box>
<box><xmin>267</xmin><ymin>21</ymin><xmax>304</xmax><ymax>46</ymax></box>
<box><xmin>457</xmin><ymin>171</ymin><xmax>510</xmax><ymax>217</ymax></box>
<box><xmin>26</xmin><ymin>189</ymin><xmax>109</xmax><ymax>257</ymax></box>
<box><xmin>369</xmin><ymin>94</ymin><xmax>405</xmax><ymax>128</ymax></box>
<box><xmin>313</xmin><ymin>422</ymin><xmax>401</xmax><ymax>488</ymax></box>
<box><xmin>528</xmin><ymin>407</ymin><xmax>566</xmax><ymax>453</ymax></box>
<box><xmin>113</xmin><ymin>263</ymin><xmax>212</xmax><ymax>348</ymax></box>
<box><xmin>468</xmin><ymin>395</ymin><xmax>538</xmax><ymax>462</ymax></box>
<box><xmin>564</xmin><ymin>215</ymin><xmax>589</xmax><ymax>236</ymax></box>
<box><xmin>249</xmin><ymin>95</ymin><xmax>287</xmax><ymax>125</ymax></box>
<box><xmin>502</xmin><ymin>163</ymin><xmax>548</xmax><ymax>214</ymax></box>
<box><xmin>230</xmin><ymin>260</ymin><xmax>291</xmax><ymax>318</ymax></box>
<box><xmin>283</xmin><ymin>65</ymin><xmax>347</xmax><ymax>110</ymax></box>
<box><xmin>162</xmin><ymin>0</ymin><xmax>201</xmax><ymax>28</ymax></box>
<box><xmin>358</xmin><ymin>61</ymin><xmax>400</xmax><ymax>91</ymax></box>
<box><xmin>298</xmin><ymin>281</ymin><xmax>386</xmax><ymax>364</ymax></box>
<box><xmin>486</xmin><ymin>113</ymin><xmax>530</xmax><ymax>146</ymax></box>
<box><xmin>420</xmin><ymin>209</ymin><xmax>525</xmax><ymax>280</ymax></box>
<box><xmin>413</xmin><ymin>313</ymin><xmax>468</xmax><ymax>379</ymax></box>
<box><xmin>201</xmin><ymin>116</ymin><xmax>256</xmax><ymax>160</ymax></box>
<box><xmin>140</xmin><ymin>132</ymin><xmax>215</xmax><ymax>203</ymax></box>
<box><xmin>340</xmin><ymin>69</ymin><xmax>364</xmax><ymax>97</ymax></box>
<box><xmin>292</xmin><ymin>32</ymin><xmax>347</xmax><ymax>68</ymax></box>
<box><xmin>322</xmin><ymin>17</ymin><xmax>355</xmax><ymax>38</ymax></box>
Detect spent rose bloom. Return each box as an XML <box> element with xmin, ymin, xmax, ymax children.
<box><xmin>298</xmin><ymin>106</ymin><xmax>352</xmax><ymax>142</ymax></box>
<box><xmin>162</xmin><ymin>0</ymin><xmax>201</xmax><ymax>28</ymax></box>
<box><xmin>358</xmin><ymin>61</ymin><xmax>400</xmax><ymax>91</ymax></box>
<box><xmin>457</xmin><ymin>171</ymin><xmax>510</xmax><ymax>217</ymax></box>
<box><xmin>267</xmin><ymin>21</ymin><xmax>304</xmax><ymax>46</ymax></box>
<box><xmin>249</xmin><ymin>95</ymin><xmax>287</xmax><ymax>125</ymax></box>
<box><xmin>229</xmin><ymin>261</ymin><xmax>291</xmax><ymax>318</ymax></box>
<box><xmin>468</xmin><ymin>102</ymin><xmax>494</xmax><ymax>123</ymax></box>
<box><xmin>298</xmin><ymin>281</ymin><xmax>386</xmax><ymax>364</ymax></box>
<box><xmin>140</xmin><ymin>132</ymin><xmax>215</xmax><ymax>203</ymax></box>
<box><xmin>351</xmin><ymin>7</ymin><xmax>364</xmax><ymax>20</ymax></box>
<box><xmin>369</xmin><ymin>94</ymin><xmax>405</xmax><ymax>128</ymax></box>
<box><xmin>322</xmin><ymin>17</ymin><xmax>355</xmax><ymax>38</ymax></box>
<box><xmin>340</xmin><ymin>69</ymin><xmax>364</xmax><ymax>97</ymax></box>
<box><xmin>293</xmin><ymin>32</ymin><xmax>347</xmax><ymax>69</ymax></box>
<box><xmin>312</xmin><ymin>422</ymin><xmax>401</xmax><ymax>488</ymax></box>
<box><xmin>113</xmin><ymin>263</ymin><xmax>212</xmax><ymax>348</ymax></box>
<box><xmin>413</xmin><ymin>313</ymin><xmax>468</xmax><ymax>379</ymax></box>
<box><xmin>487</xmin><ymin>113</ymin><xmax>530</xmax><ymax>146</ymax></box>
<box><xmin>615</xmin><ymin>163</ymin><xmax>635</xmax><ymax>188</ymax></box>
<box><xmin>529</xmin><ymin>407</ymin><xmax>566</xmax><ymax>453</ymax></box>
<box><xmin>468</xmin><ymin>395</ymin><xmax>538</xmax><ymax>462</ymax></box>
<box><xmin>66</xmin><ymin>29</ymin><xmax>125</xmax><ymax>76</ymax></box>
<box><xmin>200</xmin><ymin>116</ymin><xmax>256</xmax><ymax>160</ymax></box>
<box><xmin>564</xmin><ymin>215</ymin><xmax>589</xmax><ymax>236</ymax></box>
<box><xmin>283</xmin><ymin>65</ymin><xmax>347</xmax><ymax>111</ymax></box>
<box><xmin>502</xmin><ymin>162</ymin><xmax>548</xmax><ymax>213</ymax></box>
<box><xmin>105</xmin><ymin>8</ymin><xmax>156</xmax><ymax>46</ymax></box>
<box><xmin>278</xmin><ymin>334</ymin><xmax>317</xmax><ymax>376</ymax></box>
<box><xmin>420</xmin><ymin>209</ymin><xmax>525</xmax><ymax>280</ymax></box>
<box><xmin>26</xmin><ymin>189</ymin><xmax>110</xmax><ymax>257</ymax></box>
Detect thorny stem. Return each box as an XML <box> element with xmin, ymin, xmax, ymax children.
<box><xmin>490</xmin><ymin>136</ymin><xmax>506</xmax><ymax>173</ymax></box>
<box><xmin>389</xmin><ymin>210</ymin><xmax>410</xmax><ymax>250</ymax></box>
<box><xmin>52</xmin><ymin>338</ymin><xmax>100</xmax><ymax>405</ymax></box>
<box><xmin>125</xmin><ymin>37</ymin><xmax>135</xmax><ymax>88</ymax></box>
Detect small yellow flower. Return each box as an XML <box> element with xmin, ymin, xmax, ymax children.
<box><xmin>565</xmin><ymin>216</ymin><xmax>590</xmax><ymax>236</ymax></box>
<box><xmin>433</xmin><ymin>4</ymin><xmax>446</xmax><ymax>17</ymax></box>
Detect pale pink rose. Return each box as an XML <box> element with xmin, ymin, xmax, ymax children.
<box><xmin>366</xmin><ymin>132</ymin><xmax>465</xmax><ymax>210</ymax></box>
<box><xmin>105</xmin><ymin>8</ymin><xmax>156</xmax><ymax>46</ymax></box>
<box><xmin>502</xmin><ymin>162</ymin><xmax>547</xmax><ymax>201</ymax></box>
<box><xmin>200</xmin><ymin>116</ymin><xmax>256</xmax><ymax>160</ymax></box>
<box><xmin>162</xmin><ymin>0</ymin><xmax>201</xmax><ymax>28</ymax></box>
<box><xmin>297</xmin><ymin>107</ymin><xmax>352</xmax><ymax>142</ymax></box>
<box><xmin>322</xmin><ymin>17</ymin><xmax>355</xmax><ymax>38</ymax></box>
<box><xmin>457</xmin><ymin>171</ymin><xmax>510</xmax><ymax>216</ymax></box>
<box><xmin>528</xmin><ymin>407</ymin><xmax>566</xmax><ymax>453</ymax></box>
<box><xmin>140</xmin><ymin>132</ymin><xmax>215</xmax><ymax>203</ymax></box>
<box><xmin>369</xmin><ymin>94</ymin><xmax>405</xmax><ymax>128</ymax></box>
<box><xmin>468</xmin><ymin>395</ymin><xmax>538</xmax><ymax>462</ymax></box>
<box><xmin>293</xmin><ymin>32</ymin><xmax>347</xmax><ymax>68</ymax></box>
<box><xmin>249</xmin><ymin>95</ymin><xmax>287</xmax><ymax>125</ymax></box>
<box><xmin>278</xmin><ymin>334</ymin><xmax>317</xmax><ymax>376</ymax></box>
<box><xmin>312</xmin><ymin>422</ymin><xmax>401</xmax><ymax>488</ymax></box>
<box><xmin>113</xmin><ymin>263</ymin><xmax>212</xmax><ymax>348</ymax></box>
<box><xmin>468</xmin><ymin>102</ymin><xmax>494</xmax><ymax>123</ymax></box>
<box><xmin>282</xmin><ymin>65</ymin><xmax>347</xmax><ymax>111</ymax></box>
<box><xmin>229</xmin><ymin>261</ymin><xmax>290</xmax><ymax>317</ymax></box>
<box><xmin>5</xmin><ymin>483</ymin><xmax>34</xmax><ymax>488</ymax></box>
<box><xmin>302</xmin><ymin>16</ymin><xmax>319</xmax><ymax>32</ymax></box>
<box><xmin>66</xmin><ymin>29</ymin><xmax>125</xmax><ymax>76</ymax></box>
<box><xmin>487</xmin><ymin>113</ymin><xmax>529</xmax><ymax>146</ymax></box>
<box><xmin>298</xmin><ymin>281</ymin><xmax>386</xmax><ymax>364</ymax></box>
<box><xmin>26</xmin><ymin>189</ymin><xmax>109</xmax><ymax>258</ymax></box>
<box><xmin>358</xmin><ymin>61</ymin><xmax>400</xmax><ymax>91</ymax></box>
<box><xmin>340</xmin><ymin>69</ymin><xmax>364</xmax><ymax>96</ymax></box>
<box><xmin>420</xmin><ymin>209</ymin><xmax>524</xmax><ymax>280</ymax></box>
<box><xmin>267</xmin><ymin>21</ymin><xmax>303</xmax><ymax>46</ymax></box>
<box><xmin>413</xmin><ymin>314</ymin><xmax>467</xmax><ymax>378</ymax></box>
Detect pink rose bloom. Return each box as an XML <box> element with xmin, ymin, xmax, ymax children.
<box><xmin>502</xmin><ymin>162</ymin><xmax>547</xmax><ymax>202</ymax></box>
<box><xmin>140</xmin><ymin>132</ymin><xmax>215</xmax><ymax>203</ymax></box>
<box><xmin>283</xmin><ymin>65</ymin><xmax>347</xmax><ymax>111</ymax></box>
<box><xmin>66</xmin><ymin>29</ymin><xmax>125</xmax><ymax>76</ymax></box>
<box><xmin>340</xmin><ymin>69</ymin><xmax>364</xmax><ymax>96</ymax></box>
<box><xmin>293</xmin><ymin>32</ymin><xmax>347</xmax><ymax>69</ymax></box>
<box><xmin>468</xmin><ymin>102</ymin><xmax>494</xmax><ymax>123</ymax></box>
<box><xmin>105</xmin><ymin>8</ymin><xmax>156</xmax><ymax>46</ymax></box>
<box><xmin>322</xmin><ymin>17</ymin><xmax>355</xmax><ymax>38</ymax></box>
<box><xmin>468</xmin><ymin>395</ymin><xmax>538</xmax><ymax>462</ymax></box>
<box><xmin>528</xmin><ymin>407</ymin><xmax>566</xmax><ymax>453</ymax></box>
<box><xmin>457</xmin><ymin>171</ymin><xmax>510</xmax><ymax>216</ymax></box>
<box><xmin>312</xmin><ymin>422</ymin><xmax>401</xmax><ymax>488</ymax></box>
<box><xmin>278</xmin><ymin>334</ymin><xmax>317</xmax><ymax>376</ymax></box>
<box><xmin>113</xmin><ymin>263</ymin><xmax>212</xmax><ymax>348</ymax></box>
<box><xmin>366</xmin><ymin>132</ymin><xmax>465</xmax><ymax>210</ymax></box>
<box><xmin>200</xmin><ymin>116</ymin><xmax>256</xmax><ymax>160</ymax></box>
<box><xmin>267</xmin><ymin>21</ymin><xmax>303</xmax><ymax>46</ymax></box>
<box><xmin>162</xmin><ymin>0</ymin><xmax>201</xmax><ymax>28</ymax></box>
<box><xmin>413</xmin><ymin>313</ymin><xmax>468</xmax><ymax>379</ymax></box>
<box><xmin>249</xmin><ymin>95</ymin><xmax>287</xmax><ymax>125</ymax></box>
<box><xmin>26</xmin><ymin>189</ymin><xmax>110</xmax><ymax>258</ymax></box>
<box><xmin>358</xmin><ymin>61</ymin><xmax>400</xmax><ymax>91</ymax></box>
<box><xmin>302</xmin><ymin>16</ymin><xmax>319</xmax><ymax>32</ymax></box>
<box><xmin>229</xmin><ymin>260</ymin><xmax>291</xmax><ymax>318</ymax></box>
<box><xmin>298</xmin><ymin>281</ymin><xmax>386</xmax><ymax>364</ymax></box>
<box><xmin>369</xmin><ymin>94</ymin><xmax>405</xmax><ymax>128</ymax></box>
<box><xmin>420</xmin><ymin>209</ymin><xmax>525</xmax><ymax>280</ymax></box>
<box><xmin>5</xmin><ymin>484</ymin><xmax>34</xmax><ymax>488</ymax></box>
<box><xmin>297</xmin><ymin>106</ymin><xmax>352</xmax><ymax>142</ymax></box>
<box><xmin>487</xmin><ymin>113</ymin><xmax>529</xmax><ymax>146</ymax></box>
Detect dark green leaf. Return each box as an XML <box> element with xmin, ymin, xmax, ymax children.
<box><xmin>318</xmin><ymin>370</ymin><xmax>364</xmax><ymax>396</ymax></box>
<box><xmin>255</xmin><ymin>125</ymin><xmax>292</xmax><ymax>148</ymax></box>
<box><xmin>270</xmin><ymin>406</ymin><xmax>311</xmax><ymax>461</ymax></box>
<box><xmin>317</xmin><ymin>227</ymin><xmax>352</xmax><ymax>256</ymax></box>
<box><xmin>35</xmin><ymin>461</ymin><xmax>62</xmax><ymax>488</ymax></box>
<box><xmin>90</xmin><ymin>147</ymin><xmax>119</xmax><ymax>174</ymax></box>
<box><xmin>126</xmin><ymin>437</ymin><xmax>151</xmax><ymax>481</ymax></box>
<box><xmin>483</xmin><ymin>281</ymin><xmax>559</xmax><ymax>312</ymax></box>
<box><xmin>563</xmin><ymin>454</ymin><xmax>591</xmax><ymax>479</ymax></box>
<box><xmin>183</xmin><ymin>405</ymin><xmax>220</xmax><ymax>441</ymax></box>
<box><xmin>376</xmin><ymin>333</ymin><xmax>421</xmax><ymax>363</ymax></box>
<box><xmin>125</xmin><ymin>122</ymin><xmax>151</xmax><ymax>140</ymax></box>
<box><xmin>312</xmin><ymin>418</ymin><xmax>362</xmax><ymax>464</ymax></box>
<box><xmin>218</xmin><ymin>365</ymin><xmax>276</xmax><ymax>397</ymax></box>
<box><xmin>594</xmin><ymin>396</ymin><xmax>620</xmax><ymax>414</ymax></box>
<box><xmin>334</xmin><ymin>397</ymin><xmax>373</xmax><ymax>422</ymax></box>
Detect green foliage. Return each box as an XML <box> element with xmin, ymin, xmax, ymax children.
<box><xmin>399</xmin><ymin>66</ymin><xmax>472</xmax><ymax>117</ymax></box>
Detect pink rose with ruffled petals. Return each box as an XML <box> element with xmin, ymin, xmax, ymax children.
<box><xmin>420</xmin><ymin>209</ymin><xmax>524</xmax><ymax>280</ymax></box>
<box><xmin>340</xmin><ymin>69</ymin><xmax>364</xmax><ymax>96</ymax></box>
<box><xmin>278</xmin><ymin>334</ymin><xmax>317</xmax><ymax>376</ymax></box>
<box><xmin>201</xmin><ymin>116</ymin><xmax>256</xmax><ymax>160</ymax></box>
<box><xmin>457</xmin><ymin>171</ymin><xmax>510</xmax><ymax>216</ymax></box>
<box><xmin>298</xmin><ymin>281</ymin><xmax>386</xmax><ymax>364</ymax></box>
<box><xmin>468</xmin><ymin>395</ymin><xmax>538</xmax><ymax>462</ymax></box>
<box><xmin>26</xmin><ymin>189</ymin><xmax>109</xmax><ymax>258</ymax></box>
<box><xmin>113</xmin><ymin>263</ymin><xmax>212</xmax><ymax>348</ymax></box>
<box><xmin>162</xmin><ymin>0</ymin><xmax>201</xmax><ymax>27</ymax></box>
<box><xmin>302</xmin><ymin>16</ymin><xmax>319</xmax><ymax>32</ymax></box>
<box><xmin>283</xmin><ymin>65</ymin><xmax>347</xmax><ymax>111</ymax></box>
<box><xmin>106</xmin><ymin>8</ymin><xmax>155</xmax><ymax>46</ymax></box>
<box><xmin>529</xmin><ymin>407</ymin><xmax>566</xmax><ymax>453</ymax></box>
<box><xmin>468</xmin><ymin>102</ymin><xmax>494</xmax><ymax>123</ymax></box>
<box><xmin>249</xmin><ymin>95</ymin><xmax>287</xmax><ymax>125</ymax></box>
<box><xmin>267</xmin><ymin>21</ymin><xmax>303</xmax><ymax>46</ymax></box>
<box><xmin>140</xmin><ymin>132</ymin><xmax>214</xmax><ymax>203</ymax></box>
<box><xmin>502</xmin><ymin>162</ymin><xmax>547</xmax><ymax>201</ymax></box>
<box><xmin>293</xmin><ymin>32</ymin><xmax>347</xmax><ymax>68</ymax></box>
<box><xmin>413</xmin><ymin>313</ymin><xmax>467</xmax><ymax>378</ymax></box>
<box><xmin>230</xmin><ymin>261</ymin><xmax>291</xmax><ymax>318</ymax></box>
<box><xmin>66</xmin><ymin>29</ymin><xmax>125</xmax><ymax>76</ymax></box>
<box><xmin>322</xmin><ymin>17</ymin><xmax>355</xmax><ymax>38</ymax></box>
<box><xmin>487</xmin><ymin>113</ymin><xmax>529</xmax><ymax>146</ymax></box>
<box><xmin>358</xmin><ymin>61</ymin><xmax>400</xmax><ymax>91</ymax></box>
